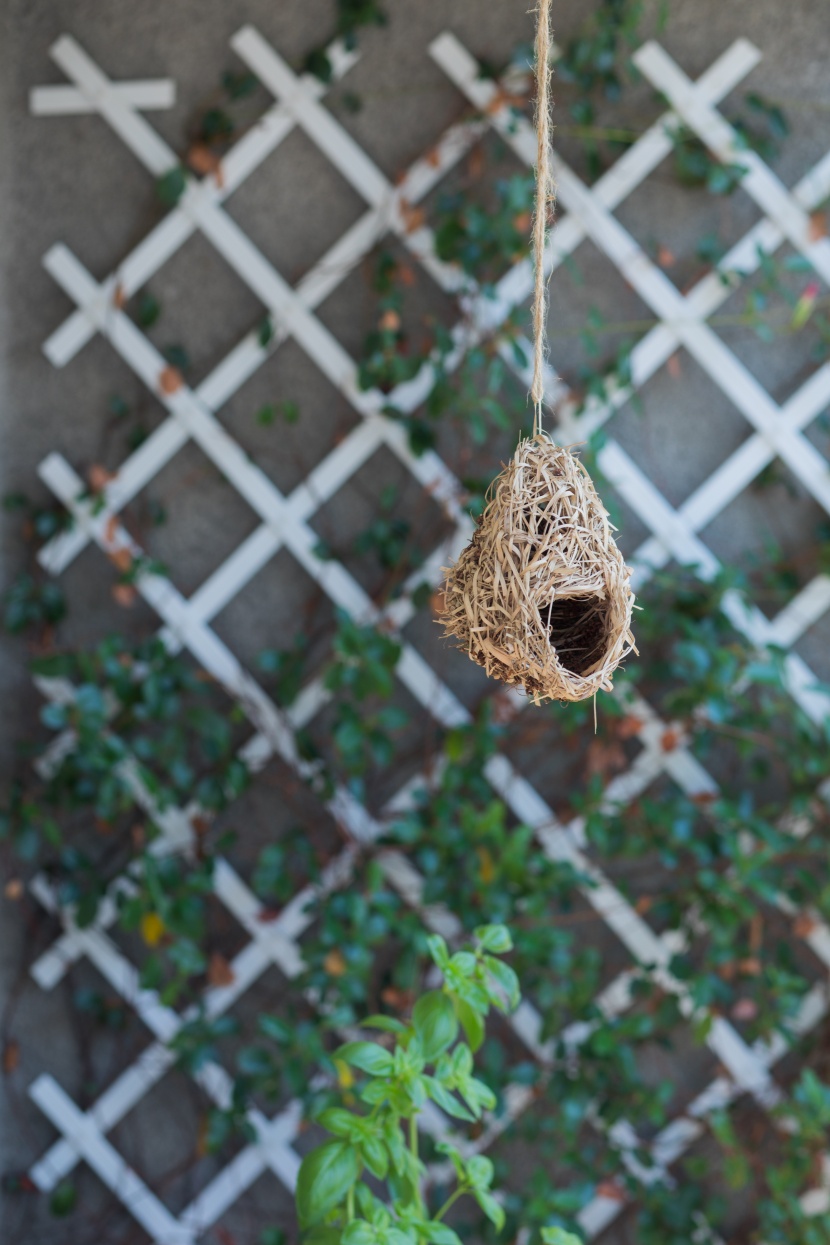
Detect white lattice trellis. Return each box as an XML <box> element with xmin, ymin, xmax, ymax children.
<box><xmin>21</xmin><ymin>23</ymin><xmax>830</xmax><ymax>1243</ymax></box>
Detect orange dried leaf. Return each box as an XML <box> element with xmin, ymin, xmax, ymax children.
<box><xmin>112</xmin><ymin>583</ymin><xmax>137</xmax><ymax>608</ymax></box>
<box><xmin>3</xmin><ymin>1041</ymin><xmax>20</xmax><ymax>1075</ymax></box>
<box><xmin>379</xmin><ymin>309</ymin><xmax>401</xmax><ymax>333</ymax></box>
<box><xmin>657</xmin><ymin>245</ymin><xmax>676</xmax><ymax>269</ymax></box>
<box><xmin>4</xmin><ymin>878</ymin><xmax>23</xmax><ymax>901</ymax></box>
<box><xmin>484</xmin><ymin>87</ymin><xmax>522</xmax><ymax>117</ymax></box>
<box><xmin>381</xmin><ymin>985</ymin><xmax>414</xmax><ymax>1011</ymax></box>
<box><xmin>513</xmin><ymin>210</ymin><xmax>532</xmax><ymax>235</ymax></box>
<box><xmin>424</xmin><ymin>146</ymin><xmax>442</xmax><ymax>169</ymax></box>
<box><xmin>617</xmin><ymin>715</ymin><xmax>644</xmax><ymax>739</ymax></box>
<box><xmin>660</xmin><ymin>727</ymin><xmax>681</xmax><ymax>752</ymax></box>
<box><xmin>104</xmin><ymin>514</ymin><xmax>119</xmax><ymax>545</ymax></box>
<box><xmin>187</xmin><ymin>143</ymin><xmax>222</xmax><ymax>177</ymax></box>
<box><xmin>88</xmin><ymin>463</ymin><xmax>115</xmax><ymax>493</ymax></box>
<box><xmin>596</xmin><ymin>1180</ymin><xmax>626</xmax><ymax>1203</ymax></box>
<box><xmin>324</xmin><ymin>949</ymin><xmax>347</xmax><ymax>977</ymax></box>
<box><xmin>113</xmin><ymin>283</ymin><xmax>127</xmax><ymax>310</ymax></box>
<box><xmin>667</xmin><ymin>352</ymin><xmax>682</xmax><ymax>379</ymax></box>
<box><xmin>586</xmin><ymin>739</ymin><xmax>626</xmax><ymax>778</ymax></box>
<box><xmin>109</xmin><ymin>547</ymin><xmax>133</xmax><ymax>573</ymax></box>
<box><xmin>793</xmin><ymin>913</ymin><xmax>818</xmax><ymax>938</ymax></box>
<box><xmin>467</xmin><ymin>145</ymin><xmax>485</xmax><ymax>180</ymax></box>
<box><xmin>208</xmin><ymin>952</ymin><xmax>236</xmax><ymax>988</ymax></box>
<box><xmin>809</xmin><ymin>210</ymin><xmax>828</xmax><ymax>241</ymax></box>
<box><xmin>159</xmin><ymin>366</ymin><xmax>184</xmax><ymax>395</ymax></box>
<box><xmin>399</xmin><ymin>200</ymin><xmax>426</xmax><ymax>235</ymax></box>
<box><xmin>397</xmin><ymin>263</ymin><xmax>416</xmax><ymax>287</ymax></box>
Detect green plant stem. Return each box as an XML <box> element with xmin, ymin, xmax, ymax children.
<box><xmin>409</xmin><ymin>1113</ymin><xmax>424</xmax><ymax>1213</ymax></box>
<box><xmin>347</xmin><ymin>1183</ymin><xmax>355</xmax><ymax>1224</ymax></box>
<box><xmin>433</xmin><ymin>1186</ymin><xmax>466</xmax><ymax>1222</ymax></box>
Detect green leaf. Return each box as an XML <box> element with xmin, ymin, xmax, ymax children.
<box><xmin>258</xmin><ymin>1014</ymin><xmax>291</xmax><ymax>1043</ymax></box>
<box><xmin>360</xmin><ymin>1079</ymin><xmax>391</xmax><ymax>1105</ymax></box>
<box><xmin>449</xmin><ymin>951</ymin><xmax>476</xmax><ymax>975</ymax></box>
<box><xmin>426</xmin><ymin>933</ymin><xmax>450</xmax><ymax>970</ymax></box>
<box><xmin>259</xmin><ymin>1230</ymin><xmax>286</xmax><ymax>1245</ymax></box>
<box><xmin>317</xmin><ymin>1107</ymin><xmax>359</xmax><ymax>1138</ymax></box>
<box><xmin>156</xmin><ymin>165</ymin><xmax>187</xmax><ymax>206</ymax></box>
<box><xmin>474</xmin><ymin>924</ymin><xmax>513</xmax><ymax>953</ymax></box>
<box><xmin>343</xmin><ymin>1223</ymin><xmax>375</xmax><ymax>1245</ymax></box>
<box><xmin>424</xmin><ymin>1223</ymin><xmax>463</xmax><ymax>1245</ymax></box>
<box><xmin>361</xmin><ymin>1014</ymin><xmax>408</xmax><ymax>1034</ymax></box>
<box><xmin>452</xmin><ymin>996</ymin><xmax>484</xmax><ymax>1053</ymax></box>
<box><xmin>387</xmin><ymin>1230</ymin><xmax>417</xmax><ymax>1245</ymax></box>
<box><xmin>305</xmin><ymin>1229</ymin><xmax>345</xmax><ymax>1245</ymax></box>
<box><xmin>296</xmin><ymin>1140</ymin><xmax>361</xmax><ymax>1227</ymax></box>
<box><xmin>466</xmin><ymin>1155</ymin><xmax>494</xmax><ymax>1189</ymax></box>
<box><xmin>49</xmin><ymin>1180</ymin><xmax>77</xmax><ymax>1216</ymax></box>
<box><xmin>484</xmin><ymin>956</ymin><xmax>521</xmax><ymax>1011</ymax></box>
<box><xmin>541</xmin><ymin>1230</ymin><xmax>583</xmax><ymax>1245</ymax></box>
<box><xmin>412</xmin><ymin>991</ymin><xmax>458</xmax><ymax>1061</ymax></box>
<box><xmin>473</xmin><ymin>1189</ymin><xmax>504</xmax><ymax>1231</ymax></box>
<box><xmin>336</xmin><ymin>1041</ymin><xmax>394</xmax><ymax>1076</ymax></box>
<box><xmin>435</xmin><ymin>1140</ymin><xmax>465</xmax><ymax>1177</ymax></box>
<box><xmin>361</xmin><ymin>1133</ymin><xmax>389</xmax><ymax>1180</ymax></box>
<box><xmin>424</xmin><ymin>1076</ymin><xmax>475</xmax><ymax>1121</ymax></box>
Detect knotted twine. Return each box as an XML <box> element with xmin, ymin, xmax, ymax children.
<box><xmin>437</xmin><ymin>0</ymin><xmax>637</xmax><ymax>703</ymax></box>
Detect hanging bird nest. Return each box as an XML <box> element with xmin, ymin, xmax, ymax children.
<box><xmin>438</xmin><ymin>434</ymin><xmax>636</xmax><ymax>703</ymax></box>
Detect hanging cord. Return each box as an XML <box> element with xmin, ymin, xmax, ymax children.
<box><xmin>531</xmin><ymin>0</ymin><xmax>555</xmax><ymax>438</ymax></box>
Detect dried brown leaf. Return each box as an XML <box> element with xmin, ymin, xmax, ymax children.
<box><xmin>3</xmin><ymin>1042</ymin><xmax>20</xmax><ymax>1075</ymax></box>
<box><xmin>159</xmin><ymin>366</ymin><xmax>184</xmax><ymax>395</ymax></box>
<box><xmin>208</xmin><ymin>952</ymin><xmax>236</xmax><ymax>988</ymax></box>
<box><xmin>112</xmin><ymin>583</ymin><xmax>137</xmax><ymax>608</ymax></box>
<box><xmin>809</xmin><ymin>210</ymin><xmax>828</xmax><ymax>241</ymax></box>
<box><xmin>88</xmin><ymin>463</ymin><xmax>115</xmax><ymax>493</ymax></box>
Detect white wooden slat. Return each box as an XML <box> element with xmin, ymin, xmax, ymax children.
<box><xmin>31</xmin><ymin>80</ymin><xmax>175</xmax><ymax>115</ymax></box>
<box><xmin>42</xmin><ymin>35</ymin><xmax>359</xmax><ymax>368</ymax></box>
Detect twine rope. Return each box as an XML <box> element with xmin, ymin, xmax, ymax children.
<box><xmin>531</xmin><ymin>0</ymin><xmax>555</xmax><ymax>437</ymax></box>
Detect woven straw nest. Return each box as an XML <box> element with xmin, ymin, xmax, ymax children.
<box><xmin>438</xmin><ymin>434</ymin><xmax>637</xmax><ymax>703</ymax></box>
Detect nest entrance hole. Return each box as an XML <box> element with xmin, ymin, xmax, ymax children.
<box><xmin>545</xmin><ymin>595</ymin><xmax>610</xmax><ymax>676</ymax></box>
